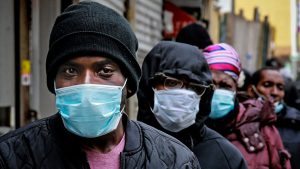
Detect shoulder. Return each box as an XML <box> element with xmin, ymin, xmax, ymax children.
<box><xmin>193</xmin><ymin>126</ymin><xmax>247</xmax><ymax>169</ymax></box>
<box><xmin>135</xmin><ymin>120</ymin><xmax>192</xmax><ymax>151</ymax></box>
<box><xmin>199</xmin><ymin>127</ymin><xmax>245</xmax><ymax>157</ymax></box>
<box><xmin>0</xmin><ymin>115</ymin><xmax>54</xmax><ymax>143</ymax></box>
<box><xmin>285</xmin><ymin>106</ymin><xmax>300</xmax><ymax>118</ymax></box>
<box><xmin>131</xmin><ymin>120</ymin><xmax>200</xmax><ymax>168</ymax></box>
<box><xmin>0</xmin><ymin>114</ymin><xmax>57</xmax><ymax>156</ymax></box>
<box><xmin>277</xmin><ymin>105</ymin><xmax>300</xmax><ymax>129</ymax></box>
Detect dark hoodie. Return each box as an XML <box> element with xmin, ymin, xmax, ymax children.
<box><xmin>137</xmin><ymin>41</ymin><xmax>247</xmax><ymax>169</ymax></box>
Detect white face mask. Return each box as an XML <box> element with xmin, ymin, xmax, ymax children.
<box><xmin>152</xmin><ymin>89</ymin><xmax>200</xmax><ymax>132</ymax></box>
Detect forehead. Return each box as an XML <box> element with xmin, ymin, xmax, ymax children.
<box><xmin>63</xmin><ymin>55</ymin><xmax>114</xmax><ymax>64</ymax></box>
<box><xmin>259</xmin><ymin>70</ymin><xmax>284</xmax><ymax>84</ymax></box>
<box><xmin>211</xmin><ymin>70</ymin><xmax>235</xmax><ymax>84</ymax></box>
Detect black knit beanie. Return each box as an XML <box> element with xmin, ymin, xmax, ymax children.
<box><xmin>46</xmin><ymin>1</ymin><xmax>141</xmax><ymax>97</ymax></box>
<box><xmin>176</xmin><ymin>23</ymin><xmax>213</xmax><ymax>50</ymax></box>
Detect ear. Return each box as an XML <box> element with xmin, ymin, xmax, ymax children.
<box><xmin>247</xmin><ymin>85</ymin><xmax>256</xmax><ymax>98</ymax></box>
<box><xmin>126</xmin><ymin>87</ymin><xmax>131</xmax><ymax>97</ymax></box>
<box><xmin>120</xmin><ymin>85</ymin><xmax>129</xmax><ymax>109</ymax></box>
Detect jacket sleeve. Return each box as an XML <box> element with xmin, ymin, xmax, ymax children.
<box><xmin>191</xmin><ymin>154</ymin><xmax>201</xmax><ymax>169</ymax></box>
<box><xmin>0</xmin><ymin>155</ymin><xmax>6</xmax><ymax>169</ymax></box>
<box><xmin>179</xmin><ymin>153</ymin><xmax>201</xmax><ymax>169</ymax></box>
<box><xmin>263</xmin><ymin>125</ymin><xmax>291</xmax><ymax>169</ymax></box>
<box><xmin>221</xmin><ymin>141</ymin><xmax>248</xmax><ymax>169</ymax></box>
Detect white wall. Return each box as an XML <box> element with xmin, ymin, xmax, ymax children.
<box><xmin>0</xmin><ymin>0</ymin><xmax>15</xmax><ymax>108</ymax></box>
<box><xmin>31</xmin><ymin>0</ymin><xmax>60</xmax><ymax>118</ymax></box>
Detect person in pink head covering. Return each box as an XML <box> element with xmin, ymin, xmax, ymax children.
<box><xmin>204</xmin><ymin>43</ymin><xmax>291</xmax><ymax>169</ymax></box>
<box><xmin>203</xmin><ymin>43</ymin><xmax>241</xmax><ymax>80</ymax></box>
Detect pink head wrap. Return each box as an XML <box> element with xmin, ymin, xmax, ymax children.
<box><xmin>203</xmin><ymin>43</ymin><xmax>242</xmax><ymax>81</ymax></box>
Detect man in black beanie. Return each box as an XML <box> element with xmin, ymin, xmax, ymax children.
<box><xmin>0</xmin><ymin>1</ymin><xmax>200</xmax><ymax>169</ymax></box>
<box><xmin>176</xmin><ymin>23</ymin><xmax>213</xmax><ymax>50</ymax></box>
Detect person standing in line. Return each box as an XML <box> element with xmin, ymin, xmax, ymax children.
<box><xmin>0</xmin><ymin>2</ymin><xmax>200</xmax><ymax>169</ymax></box>
<box><xmin>137</xmin><ymin>41</ymin><xmax>247</xmax><ymax>169</ymax></box>
<box><xmin>203</xmin><ymin>43</ymin><xmax>291</xmax><ymax>169</ymax></box>
<box><xmin>176</xmin><ymin>22</ymin><xmax>213</xmax><ymax>50</ymax></box>
<box><xmin>250</xmin><ymin>67</ymin><xmax>300</xmax><ymax>169</ymax></box>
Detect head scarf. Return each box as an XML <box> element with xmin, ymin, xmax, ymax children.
<box><xmin>203</xmin><ymin>43</ymin><xmax>241</xmax><ymax>81</ymax></box>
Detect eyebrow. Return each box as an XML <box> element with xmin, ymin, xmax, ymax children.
<box><xmin>61</xmin><ymin>61</ymin><xmax>78</xmax><ymax>67</ymax></box>
<box><xmin>63</xmin><ymin>58</ymin><xmax>116</xmax><ymax>67</ymax></box>
<box><xmin>93</xmin><ymin>59</ymin><xmax>116</xmax><ymax>67</ymax></box>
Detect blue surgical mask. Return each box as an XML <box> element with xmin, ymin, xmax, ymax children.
<box><xmin>55</xmin><ymin>81</ymin><xmax>126</xmax><ymax>138</ymax></box>
<box><xmin>209</xmin><ymin>89</ymin><xmax>235</xmax><ymax>119</ymax></box>
<box><xmin>274</xmin><ymin>101</ymin><xmax>284</xmax><ymax>114</ymax></box>
<box><xmin>152</xmin><ymin>89</ymin><xmax>200</xmax><ymax>132</ymax></box>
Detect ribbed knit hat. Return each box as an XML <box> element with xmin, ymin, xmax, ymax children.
<box><xmin>176</xmin><ymin>23</ymin><xmax>213</xmax><ymax>50</ymax></box>
<box><xmin>203</xmin><ymin>43</ymin><xmax>241</xmax><ymax>81</ymax></box>
<box><xmin>46</xmin><ymin>1</ymin><xmax>141</xmax><ymax>97</ymax></box>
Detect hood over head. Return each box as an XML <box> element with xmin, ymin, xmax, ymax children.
<box><xmin>137</xmin><ymin>41</ymin><xmax>214</xmax><ymax>135</ymax></box>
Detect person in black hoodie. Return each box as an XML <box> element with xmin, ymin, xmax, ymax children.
<box><xmin>137</xmin><ymin>41</ymin><xmax>247</xmax><ymax>169</ymax></box>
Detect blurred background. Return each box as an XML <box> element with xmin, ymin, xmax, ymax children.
<box><xmin>1</xmin><ymin>0</ymin><xmax>300</xmax><ymax>134</ymax></box>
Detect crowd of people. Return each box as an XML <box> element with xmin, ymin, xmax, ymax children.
<box><xmin>0</xmin><ymin>1</ymin><xmax>299</xmax><ymax>169</ymax></box>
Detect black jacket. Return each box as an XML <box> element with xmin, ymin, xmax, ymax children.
<box><xmin>276</xmin><ymin>104</ymin><xmax>300</xmax><ymax>169</ymax></box>
<box><xmin>0</xmin><ymin>113</ymin><xmax>200</xmax><ymax>169</ymax></box>
<box><xmin>137</xmin><ymin>41</ymin><xmax>247</xmax><ymax>169</ymax></box>
<box><xmin>193</xmin><ymin>126</ymin><xmax>247</xmax><ymax>169</ymax></box>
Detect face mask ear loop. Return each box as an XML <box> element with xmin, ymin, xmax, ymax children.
<box><xmin>120</xmin><ymin>105</ymin><xmax>126</xmax><ymax>114</ymax></box>
<box><xmin>121</xmin><ymin>78</ymin><xmax>127</xmax><ymax>90</ymax></box>
<box><xmin>152</xmin><ymin>87</ymin><xmax>158</xmax><ymax>92</ymax></box>
<box><xmin>150</xmin><ymin>88</ymin><xmax>158</xmax><ymax>113</ymax></box>
<box><xmin>232</xmin><ymin>91</ymin><xmax>237</xmax><ymax>101</ymax></box>
<box><xmin>54</xmin><ymin>81</ymin><xmax>57</xmax><ymax>94</ymax></box>
<box><xmin>120</xmin><ymin>78</ymin><xmax>128</xmax><ymax>114</ymax></box>
<box><xmin>251</xmin><ymin>85</ymin><xmax>266</xmax><ymax>100</ymax></box>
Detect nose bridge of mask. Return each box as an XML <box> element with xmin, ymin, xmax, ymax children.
<box><xmin>54</xmin><ymin>78</ymin><xmax>126</xmax><ymax>92</ymax></box>
<box><xmin>214</xmin><ymin>88</ymin><xmax>235</xmax><ymax>99</ymax></box>
<box><xmin>212</xmin><ymin>89</ymin><xmax>235</xmax><ymax>107</ymax></box>
<box><xmin>153</xmin><ymin>88</ymin><xmax>200</xmax><ymax>97</ymax></box>
<box><xmin>55</xmin><ymin>79</ymin><xmax>127</xmax><ymax>107</ymax></box>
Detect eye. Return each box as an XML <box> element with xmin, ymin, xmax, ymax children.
<box><xmin>277</xmin><ymin>84</ymin><xmax>284</xmax><ymax>91</ymax></box>
<box><xmin>65</xmin><ymin>67</ymin><xmax>77</xmax><ymax>75</ymax></box>
<box><xmin>219</xmin><ymin>82</ymin><xmax>233</xmax><ymax>90</ymax></box>
<box><xmin>97</xmin><ymin>67</ymin><xmax>114</xmax><ymax>77</ymax></box>
<box><xmin>188</xmin><ymin>85</ymin><xmax>206</xmax><ymax>96</ymax></box>
<box><xmin>164</xmin><ymin>78</ymin><xmax>183</xmax><ymax>89</ymax></box>
<box><xmin>263</xmin><ymin>82</ymin><xmax>272</xmax><ymax>88</ymax></box>
<box><xmin>58</xmin><ymin>65</ymin><xmax>78</xmax><ymax>77</ymax></box>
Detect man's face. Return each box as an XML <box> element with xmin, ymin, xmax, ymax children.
<box><xmin>211</xmin><ymin>70</ymin><xmax>237</xmax><ymax>92</ymax></box>
<box><xmin>255</xmin><ymin>69</ymin><xmax>285</xmax><ymax>103</ymax></box>
<box><xmin>55</xmin><ymin>56</ymin><xmax>126</xmax><ymax>89</ymax></box>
